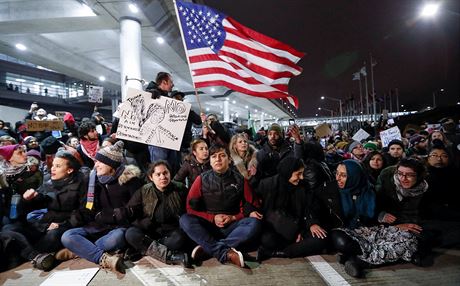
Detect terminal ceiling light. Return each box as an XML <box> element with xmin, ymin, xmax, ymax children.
<box><xmin>15</xmin><ymin>43</ymin><xmax>27</xmax><ymax>51</ymax></box>
<box><xmin>129</xmin><ymin>3</ymin><xmax>139</xmax><ymax>13</ymax></box>
<box><xmin>206</xmin><ymin>107</ymin><xmax>210</xmax><ymax>111</ymax></box>
<box><xmin>156</xmin><ymin>37</ymin><xmax>165</xmax><ymax>44</ymax></box>
<box><xmin>99</xmin><ymin>76</ymin><xmax>106</xmax><ymax>81</ymax></box>
<box><xmin>232</xmin><ymin>100</ymin><xmax>236</xmax><ymax>104</ymax></box>
<box><xmin>34</xmin><ymin>82</ymin><xmax>44</xmax><ymax>85</ymax></box>
<box><xmin>211</xmin><ymin>88</ymin><xmax>216</xmax><ymax>92</ymax></box>
<box><xmin>16</xmin><ymin>78</ymin><xmax>26</xmax><ymax>82</ymax></box>
<box><xmin>245</xmin><ymin>105</ymin><xmax>248</xmax><ymax>109</ymax></box>
<box><xmin>420</xmin><ymin>3</ymin><xmax>440</xmax><ymax>18</ymax></box>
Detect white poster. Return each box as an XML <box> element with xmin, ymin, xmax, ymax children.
<box><xmin>116</xmin><ymin>88</ymin><xmax>191</xmax><ymax>151</ymax></box>
<box><xmin>40</xmin><ymin>268</ymin><xmax>99</xmax><ymax>286</ymax></box>
<box><xmin>88</xmin><ymin>85</ymin><xmax>104</xmax><ymax>103</ymax></box>
<box><xmin>352</xmin><ymin>128</ymin><xmax>370</xmax><ymax>142</ymax></box>
<box><xmin>380</xmin><ymin>126</ymin><xmax>402</xmax><ymax>147</ymax></box>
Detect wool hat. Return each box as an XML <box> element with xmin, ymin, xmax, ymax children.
<box><xmin>347</xmin><ymin>141</ymin><xmax>361</xmax><ymax>153</ymax></box>
<box><xmin>26</xmin><ymin>149</ymin><xmax>42</xmax><ymax>161</ymax></box>
<box><xmin>363</xmin><ymin>142</ymin><xmax>378</xmax><ymax>151</ymax></box>
<box><xmin>23</xmin><ymin>136</ymin><xmax>37</xmax><ymax>146</ymax></box>
<box><xmin>0</xmin><ymin>144</ymin><xmax>20</xmax><ymax>161</ymax></box>
<box><xmin>388</xmin><ymin>139</ymin><xmax>405</xmax><ymax>150</ymax></box>
<box><xmin>268</xmin><ymin>123</ymin><xmax>282</xmax><ymax>136</ymax></box>
<box><xmin>409</xmin><ymin>134</ymin><xmax>426</xmax><ymax>146</ymax></box>
<box><xmin>335</xmin><ymin>141</ymin><xmax>348</xmax><ymax>150</ymax></box>
<box><xmin>95</xmin><ymin>141</ymin><xmax>124</xmax><ymax>169</ymax></box>
<box><xmin>40</xmin><ymin>136</ymin><xmax>62</xmax><ymax>155</ymax></box>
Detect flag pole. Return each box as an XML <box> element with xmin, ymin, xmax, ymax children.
<box><xmin>172</xmin><ymin>0</ymin><xmax>203</xmax><ymax>114</ymax></box>
<box><xmin>370</xmin><ymin>53</ymin><xmax>377</xmax><ymax>122</ymax></box>
<box><xmin>363</xmin><ymin>62</ymin><xmax>370</xmax><ymax>121</ymax></box>
<box><xmin>358</xmin><ymin>75</ymin><xmax>363</xmax><ymax>125</ymax></box>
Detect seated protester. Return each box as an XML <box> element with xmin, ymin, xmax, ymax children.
<box><xmin>125</xmin><ymin>161</ymin><xmax>191</xmax><ymax>267</ymax></box>
<box><xmin>420</xmin><ymin>141</ymin><xmax>460</xmax><ymax>248</ymax></box>
<box><xmin>0</xmin><ymin>144</ymin><xmax>42</xmax><ymax>226</ymax></box>
<box><xmin>362</xmin><ymin>150</ymin><xmax>387</xmax><ymax>186</ymax></box>
<box><xmin>313</xmin><ymin>160</ymin><xmax>376</xmax><ymax>278</ymax></box>
<box><xmin>174</xmin><ymin>139</ymin><xmax>210</xmax><ymax>188</ymax></box>
<box><xmin>77</xmin><ymin>121</ymin><xmax>100</xmax><ymax>169</ymax></box>
<box><xmin>61</xmin><ymin>141</ymin><xmax>143</xmax><ymax>273</ymax></box>
<box><xmin>346</xmin><ymin>141</ymin><xmax>366</xmax><ymax>162</ymax></box>
<box><xmin>40</xmin><ymin>136</ymin><xmax>64</xmax><ymax>182</ymax></box>
<box><xmin>373</xmin><ymin>158</ymin><xmax>430</xmax><ymax>268</ymax></box>
<box><xmin>2</xmin><ymin>150</ymin><xmax>87</xmax><ymax>271</ymax></box>
<box><xmin>255</xmin><ymin>157</ymin><xmax>328</xmax><ymax>261</ymax></box>
<box><xmin>229</xmin><ymin>133</ymin><xmax>258</xmax><ymax>180</ymax></box>
<box><xmin>179</xmin><ymin>144</ymin><xmax>262</xmax><ymax>268</ymax></box>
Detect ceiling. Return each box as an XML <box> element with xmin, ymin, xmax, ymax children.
<box><xmin>0</xmin><ymin>0</ymin><xmax>291</xmax><ymax>122</ymax></box>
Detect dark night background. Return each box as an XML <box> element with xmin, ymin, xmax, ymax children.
<box><xmin>203</xmin><ymin>0</ymin><xmax>460</xmax><ymax>117</ymax></box>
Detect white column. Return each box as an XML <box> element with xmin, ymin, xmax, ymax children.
<box><xmin>120</xmin><ymin>17</ymin><xmax>142</xmax><ymax>101</ymax></box>
<box><xmin>223</xmin><ymin>100</ymin><xmax>230</xmax><ymax>122</ymax></box>
<box><xmin>260</xmin><ymin>113</ymin><xmax>265</xmax><ymax>130</ymax></box>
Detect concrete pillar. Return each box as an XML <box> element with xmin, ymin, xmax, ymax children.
<box><xmin>223</xmin><ymin>100</ymin><xmax>230</xmax><ymax>122</ymax></box>
<box><xmin>120</xmin><ymin>17</ymin><xmax>142</xmax><ymax>101</ymax></box>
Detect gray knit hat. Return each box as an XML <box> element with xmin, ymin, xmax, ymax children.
<box><xmin>347</xmin><ymin>141</ymin><xmax>361</xmax><ymax>153</ymax></box>
<box><xmin>95</xmin><ymin>141</ymin><xmax>124</xmax><ymax>169</ymax></box>
<box><xmin>268</xmin><ymin>123</ymin><xmax>282</xmax><ymax>136</ymax></box>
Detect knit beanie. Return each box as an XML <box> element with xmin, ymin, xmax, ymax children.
<box><xmin>268</xmin><ymin>123</ymin><xmax>282</xmax><ymax>136</ymax></box>
<box><xmin>40</xmin><ymin>136</ymin><xmax>62</xmax><ymax>155</ymax></box>
<box><xmin>347</xmin><ymin>141</ymin><xmax>361</xmax><ymax>153</ymax></box>
<box><xmin>95</xmin><ymin>141</ymin><xmax>124</xmax><ymax>169</ymax></box>
<box><xmin>26</xmin><ymin>149</ymin><xmax>42</xmax><ymax>161</ymax></box>
<box><xmin>409</xmin><ymin>134</ymin><xmax>425</xmax><ymax>146</ymax></box>
<box><xmin>0</xmin><ymin>144</ymin><xmax>20</xmax><ymax>161</ymax></box>
<box><xmin>363</xmin><ymin>142</ymin><xmax>378</xmax><ymax>151</ymax></box>
<box><xmin>388</xmin><ymin>139</ymin><xmax>405</xmax><ymax>150</ymax></box>
<box><xmin>23</xmin><ymin>136</ymin><xmax>37</xmax><ymax>146</ymax></box>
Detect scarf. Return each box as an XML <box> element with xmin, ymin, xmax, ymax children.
<box><xmin>393</xmin><ymin>173</ymin><xmax>429</xmax><ymax>201</ymax></box>
<box><xmin>85</xmin><ymin>165</ymin><xmax>125</xmax><ymax>210</ymax></box>
<box><xmin>0</xmin><ymin>160</ymin><xmax>28</xmax><ymax>180</ymax></box>
<box><xmin>80</xmin><ymin>139</ymin><xmax>99</xmax><ymax>159</ymax></box>
<box><xmin>51</xmin><ymin>173</ymin><xmax>76</xmax><ymax>189</ymax></box>
<box><xmin>339</xmin><ymin>160</ymin><xmax>375</xmax><ymax>227</ymax></box>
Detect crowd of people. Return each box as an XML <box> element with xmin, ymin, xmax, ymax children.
<box><xmin>0</xmin><ymin>72</ymin><xmax>459</xmax><ymax>279</ymax></box>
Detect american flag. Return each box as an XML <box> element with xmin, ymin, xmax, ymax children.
<box><xmin>174</xmin><ymin>1</ymin><xmax>304</xmax><ymax>108</ymax></box>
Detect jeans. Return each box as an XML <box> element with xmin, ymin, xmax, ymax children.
<box><xmin>179</xmin><ymin>214</ymin><xmax>261</xmax><ymax>263</ymax></box>
<box><xmin>61</xmin><ymin>227</ymin><xmax>127</xmax><ymax>264</ymax></box>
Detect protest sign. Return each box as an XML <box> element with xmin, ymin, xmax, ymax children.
<box><xmin>88</xmin><ymin>85</ymin><xmax>104</xmax><ymax>103</ymax></box>
<box><xmin>352</xmin><ymin>128</ymin><xmax>370</xmax><ymax>142</ymax></box>
<box><xmin>380</xmin><ymin>126</ymin><xmax>402</xmax><ymax>147</ymax></box>
<box><xmin>116</xmin><ymin>88</ymin><xmax>191</xmax><ymax>151</ymax></box>
<box><xmin>26</xmin><ymin>120</ymin><xmax>64</xmax><ymax>131</ymax></box>
<box><xmin>315</xmin><ymin>123</ymin><xmax>332</xmax><ymax>138</ymax></box>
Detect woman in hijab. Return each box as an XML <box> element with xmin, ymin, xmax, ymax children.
<box><xmin>255</xmin><ymin>156</ymin><xmax>328</xmax><ymax>261</ymax></box>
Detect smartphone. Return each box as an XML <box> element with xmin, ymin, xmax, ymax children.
<box><xmin>289</xmin><ymin>119</ymin><xmax>295</xmax><ymax>125</ymax></box>
<box><xmin>51</xmin><ymin>130</ymin><xmax>62</xmax><ymax>139</ymax></box>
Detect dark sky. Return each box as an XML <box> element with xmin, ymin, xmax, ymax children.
<box><xmin>203</xmin><ymin>0</ymin><xmax>460</xmax><ymax>117</ymax></box>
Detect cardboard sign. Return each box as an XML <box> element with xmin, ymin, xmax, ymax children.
<box><xmin>115</xmin><ymin>88</ymin><xmax>191</xmax><ymax>151</ymax></box>
<box><xmin>314</xmin><ymin>123</ymin><xmax>332</xmax><ymax>138</ymax></box>
<box><xmin>26</xmin><ymin>120</ymin><xmax>64</xmax><ymax>131</ymax></box>
<box><xmin>88</xmin><ymin>85</ymin><xmax>104</xmax><ymax>103</ymax></box>
<box><xmin>380</xmin><ymin>126</ymin><xmax>402</xmax><ymax>147</ymax></box>
<box><xmin>55</xmin><ymin>111</ymin><xmax>67</xmax><ymax>119</ymax></box>
<box><xmin>352</xmin><ymin>128</ymin><xmax>370</xmax><ymax>142</ymax></box>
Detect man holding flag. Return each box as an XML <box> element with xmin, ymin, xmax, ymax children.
<box><xmin>174</xmin><ymin>0</ymin><xmax>304</xmax><ymax>109</ymax></box>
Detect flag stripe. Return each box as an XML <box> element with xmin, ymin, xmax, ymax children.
<box><xmin>222</xmin><ymin>39</ymin><xmax>303</xmax><ymax>73</ymax></box>
<box><xmin>225</xmin><ymin>17</ymin><xmax>305</xmax><ymax>59</ymax></box>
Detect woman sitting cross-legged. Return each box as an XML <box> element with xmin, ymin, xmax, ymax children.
<box><xmin>61</xmin><ymin>141</ymin><xmax>143</xmax><ymax>273</ymax></box>
<box><xmin>2</xmin><ymin>150</ymin><xmax>87</xmax><ymax>271</ymax></box>
<box><xmin>255</xmin><ymin>156</ymin><xmax>328</xmax><ymax>261</ymax></box>
<box><xmin>124</xmin><ymin>160</ymin><xmax>192</xmax><ymax>267</ymax></box>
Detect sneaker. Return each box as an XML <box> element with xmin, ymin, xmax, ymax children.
<box><xmin>191</xmin><ymin>245</ymin><xmax>210</xmax><ymax>262</ymax></box>
<box><xmin>32</xmin><ymin>253</ymin><xmax>55</xmax><ymax>271</ymax></box>
<box><xmin>55</xmin><ymin>248</ymin><xmax>77</xmax><ymax>261</ymax></box>
<box><xmin>226</xmin><ymin>248</ymin><xmax>244</xmax><ymax>268</ymax></box>
<box><xmin>99</xmin><ymin>252</ymin><xmax>125</xmax><ymax>273</ymax></box>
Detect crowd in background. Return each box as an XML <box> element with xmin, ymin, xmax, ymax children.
<box><xmin>0</xmin><ymin>72</ymin><xmax>459</xmax><ymax>278</ymax></box>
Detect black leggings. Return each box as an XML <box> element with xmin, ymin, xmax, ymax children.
<box><xmin>260</xmin><ymin>229</ymin><xmax>328</xmax><ymax>258</ymax></box>
<box><xmin>125</xmin><ymin>226</ymin><xmax>190</xmax><ymax>254</ymax></box>
<box><xmin>330</xmin><ymin>229</ymin><xmax>362</xmax><ymax>256</ymax></box>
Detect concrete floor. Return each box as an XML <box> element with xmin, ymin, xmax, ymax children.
<box><xmin>1</xmin><ymin>248</ymin><xmax>459</xmax><ymax>286</ymax></box>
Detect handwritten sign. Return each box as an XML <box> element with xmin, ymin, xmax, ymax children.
<box><xmin>380</xmin><ymin>126</ymin><xmax>402</xmax><ymax>147</ymax></box>
<box><xmin>55</xmin><ymin>111</ymin><xmax>67</xmax><ymax>119</ymax></box>
<box><xmin>315</xmin><ymin>123</ymin><xmax>332</xmax><ymax>138</ymax></box>
<box><xmin>88</xmin><ymin>85</ymin><xmax>104</xmax><ymax>103</ymax></box>
<box><xmin>26</xmin><ymin>120</ymin><xmax>64</xmax><ymax>131</ymax></box>
<box><xmin>352</xmin><ymin>128</ymin><xmax>370</xmax><ymax>142</ymax></box>
<box><xmin>116</xmin><ymin>88</ymin><xmax>191</xmax><ymax>151</ymax></box>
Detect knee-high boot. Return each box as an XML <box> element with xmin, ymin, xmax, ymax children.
<box><xmin>145</xmin><ymin>240</ymin><xmax>191</xmax><ymax>268</ymax></box>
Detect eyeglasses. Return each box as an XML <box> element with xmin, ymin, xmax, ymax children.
<box><xmin>396</xmin><ymin>171</ymin><xmax>417</xmax><ymax>179</ymax></box>
<box><xmin>429</xmin><ymin>154</ymin><xmax>449</xmax><ymax>160</ymax></box>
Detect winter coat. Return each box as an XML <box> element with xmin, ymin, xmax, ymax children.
<box><xmin>231</xmin><ymin>145</ymin><xmax>258</xmax><ymax>180</ymax></box>
<box><xmin>252</xmin><ymin>140</ymin><xmax>293</xmax><ymax>187</ymax></box>
<box><xmin>173</xmin><ymin>156</ymin><xmax>210</xmax><ymax>187</ymax></box>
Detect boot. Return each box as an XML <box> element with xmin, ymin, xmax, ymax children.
<box><xmin>226</xmin><ymin>248</ymin><xmax>245</xmax><ymax>268</ymax></box>
<box><xmin>145</xmin><ymin>240</ymin><xmax>191</xmax><ymax>268</ymax></box>
<box><xmin>256</xmin><ymin>246</ymin><xmax>288</xmax><ymax>262</ymax></box>
<box><xmin>32</xmin><ymin>253</ymin><xmax>55</xmax><ymax>271</ymax></box>
<box><xmin>99</xmin><ymin>252</ymin><xmax>125</xmax><ymax>273</ymax></box>
<box><xmin>55</xmin><ymin>248</ymin><xmax>77</xmax><ymax>261</ymax></box>
<box><xmin>344</xmin><ymin>256</ymin><xmax>363</xmax><ymax>278</ymax></box>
